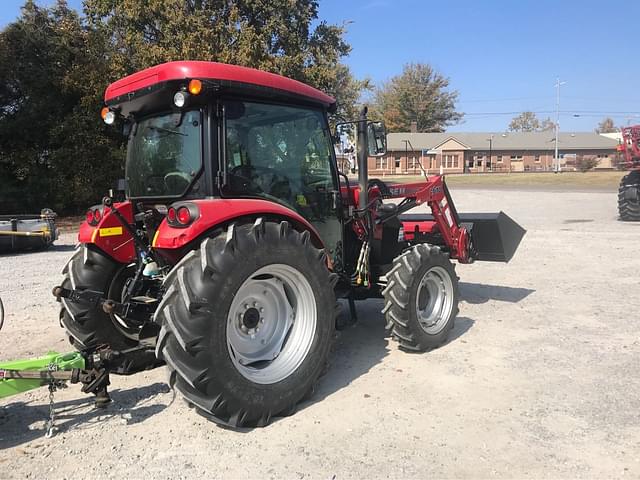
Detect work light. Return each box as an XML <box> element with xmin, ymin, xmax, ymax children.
<box><xmin>173</xmin><ymin>91</ymin><xmax>189</xmax><ymax>108</ymax></box>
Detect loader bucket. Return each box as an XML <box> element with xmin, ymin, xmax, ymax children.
<box><xmin>399</xmin><ymin>211</ymin><xmax>526</xmax><ymax>263</ymax></box>
<box><xmin>459</xmin><ymin>212</ymin><xmax>526</xmax><ymax>262</ymax></box>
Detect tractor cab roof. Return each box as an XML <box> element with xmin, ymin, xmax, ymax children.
<box><xmin>104</xmin><ymin>61</ymin><xmax>336</xmax><ymax>113</ymax></box>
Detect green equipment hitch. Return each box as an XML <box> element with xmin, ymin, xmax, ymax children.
<box><xmin>0</xmin><ymin>351</ymin><xmax>85</xmax><ymax>400</ymax></box>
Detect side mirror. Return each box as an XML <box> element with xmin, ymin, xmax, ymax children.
<box><xmin>367</xmin><ymin>121</ymin><xmax>387</xmax><ymax>157</ymax></box>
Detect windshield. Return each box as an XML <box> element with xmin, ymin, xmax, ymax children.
<box><xmin>126</xmin><ymin>110</ymin><xmax>202</xmax><ymax>198</ymax></box>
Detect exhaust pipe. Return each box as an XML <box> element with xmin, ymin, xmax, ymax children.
<box><xmin>357</xmin><ymin>106</ymin><xmax>369</xmax><ymax>210</ymax></box>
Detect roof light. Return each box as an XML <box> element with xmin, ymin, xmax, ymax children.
<box><xmin>173</xmin><ymin>91</ymin><xmax>189</xmax><ymax>108</ymax></box>
<box><xmin>188</xmin><ymin>79</ymin><xmax>202</xmax><ymax>95</ymax></box>
<box><xmin>101</xmin><ymin>107</ymin><xmax>116</xmax><ymax>125</ymax></box>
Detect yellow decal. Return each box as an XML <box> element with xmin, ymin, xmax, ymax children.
<box><xmin>152</xmin><ymin>229</ymin><xmax>160</xmax><ymax>248</ymax></box>
<box><xmin>91</xmin><ymin>228</ymin><xmax>98</xmax><ymax>243</ymax></box>
<box><xmin>99</xmin><ymin>226</ymin><xmax>123</xmax><ymax>237</ymax></box>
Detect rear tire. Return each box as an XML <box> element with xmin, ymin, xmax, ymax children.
<box><xmin>618</xmin><ymin>172</ymin><xmax>640</xmax><ymax>221</ymax></box>
<box><xmin>382</xmin><ymin>244</ymin><xmax>459</xmax><ymax>352</ymax></box>
<box><xmin>59</xmin><ymin>245</ymin><xmax>156</xmax><ymax>372</ymax></box>
<box><xmin>154</xmin><ymin>218</ymin><xmax>335</xmax><ymax>428</ymax></box>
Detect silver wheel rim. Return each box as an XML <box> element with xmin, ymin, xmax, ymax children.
<box><xmin>226</xmin><ymin>264</ymin><xmax>317</xmax><ymax>385</ymax></box>
<box><xmin>415</xmin><ymin>266</ymin><xmax>454</xmax><ymax>335</ymax></box>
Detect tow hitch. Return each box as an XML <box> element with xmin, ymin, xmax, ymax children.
<box><xmin>0</xmin><ymin>294</ymin><xmax>157</xmax><ymax>437</ymax></box>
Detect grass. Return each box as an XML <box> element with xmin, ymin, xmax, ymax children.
<box><xmin>376</xmin><ymin>170</ymin><xmax>625</xmax><ymax>190</ymax></box>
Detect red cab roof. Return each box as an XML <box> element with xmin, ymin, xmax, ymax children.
<box><xmin>104</xmin><ymin>61</ymin><xmax>335</xmax><ymax>108</ymax></box>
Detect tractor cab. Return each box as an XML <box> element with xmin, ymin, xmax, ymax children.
<box><xmin>102</xmin><ymin>61</ymin><xmax>349</xmax><ymax>261</ymax></box>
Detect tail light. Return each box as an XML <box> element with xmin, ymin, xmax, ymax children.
<box><xmin>177</xmin><ymin>207</ymin><xmax>191</xmax><ymax>225</ymax></box>
<box><xmin>86</xmin><ymin>206</ymin><xmax>104</xmax><ymax>226</ymax></box>
<box><xmin>166</xmin><ymin>203</ymin><xmax>199</xmax><ymax>228</ymax></box>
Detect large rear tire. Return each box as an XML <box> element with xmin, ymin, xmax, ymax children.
<box><xmin>154</xmin><ymin>218</ymin><xmax>335</xmax><ymax>428</ymax></box>
<box><xmin>382</xmin><ymin>244</ymin><xmax>459</xmax><ymax>352</ymax></box>
<box><xmin>59</xmin><ymin>245</ymin><xmax>156</xmax><ymax>372</ymax></box>
<box><xmin>618</xmin><ymin>172</ymin><xmax>640</xmax><ymax>221</ymax></box>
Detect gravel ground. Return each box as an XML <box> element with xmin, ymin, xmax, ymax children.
<box><xmin>1</xmin><ymin>188</ymin><xmax>639</xmax><ymax>479</ymax></box>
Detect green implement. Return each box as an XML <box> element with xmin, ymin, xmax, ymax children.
<box><xmin>0</xmin><ymin>351</ymin><xmax>85</xmax><ymax>400</ymax></box>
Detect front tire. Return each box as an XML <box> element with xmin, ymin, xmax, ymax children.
<box><xmin>383</xmin><ymin>244</ymin><xmax>459</xmax><ymax>352</ymax></box>
<box><xmin>154</xmin><ymin>218</ymin><xmax>335</xmax><ymax>428</ymax></box>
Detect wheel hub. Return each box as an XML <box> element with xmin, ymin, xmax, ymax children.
<box><xmin>241</xmin><ymin>307</ymin><xmax>261</xmax><ymax>331</ymax></box>
<box><xmin>415</xmin><ymin>266</ymin><xmax>454</xmax><ymax>334</ymax></box>
<box><xmin>226</xmin><ymin>264</ymin><xmax>316</xmax><ymax>384</ymax></box>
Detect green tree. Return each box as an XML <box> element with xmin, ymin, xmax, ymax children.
<box><xmin>83</xmin><ymin>0</ymin><xmax>364</xmax><ymax>120</ymax></box>
<box><xmin>595</xmin><ymin>117</ymin><xmax>616</xmax><ymax>134</ymax></box>
<box><xmin>0</xmin><ymin>0</ymin><xmax>365</xmax><ymax>214</ymax></box>
<box><xmin>370</xmin><ymin>63</ymin><xmax>462</xmax><ymax>132</ymax></box>
<box><xmin>508</xmin><ymin>111</ymin><xmax>541</xmax><ymax>132</ymax></box>
<box><xmin>0</xmin><ymin>0</ymin><xmax>120</xmax><ymax>213</ymax></box>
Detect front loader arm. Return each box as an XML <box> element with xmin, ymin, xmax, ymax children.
<box><xmin>383</xmin><ymin>176</ymin><xmax>472</xmax><ymax>263</ymax></box>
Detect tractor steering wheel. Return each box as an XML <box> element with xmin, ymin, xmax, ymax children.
<box><xmin>229</xmin><ymin>165</ymin><xmax>279</xmax><ymax>192</ymax></box>
<box><xmin>164</xmin><ymin>171</ymin><xmax>192</xmax><ymax>191</ymax></box>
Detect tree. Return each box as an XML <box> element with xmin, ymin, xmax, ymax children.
<box><xmin>540</xmin><ymin>117</ymin><xmax>556</xmax><ymax>132</ymax></box>
<box><xmin>83</xmin><ymin>0</ymin><xmax>364</xmax><ymax>120</ymax></box>
<box><xmin>596</xmin><ymin>117</ymin><xmax>617</xmax><ymax>134</ymax></box>
<box><xmin>0</xmin><ymin>0</ymin><xmax>365</xmax><ymax>214</ymax></box>
<box><xmin>575</xmin><ymin>155</ymin><xmax>599</xmax><ymax>172</ymax></box>
<box><xmin>508</xmin><ymin>111</ymin><xmax>541</xmax><ymax>132</ymax></box>
<box><xmin>0</xmin><ymin>0</ymin><xmax>120</xmax><ymax>214</ymax></box>
<box><xmin>370</xmin><ymin>63</ymin><xmax>462</xmax><ymax>132</ymax></box>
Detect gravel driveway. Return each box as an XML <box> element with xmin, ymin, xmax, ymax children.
<box><xmin>1</xmin><ymin>188</ymin><xmax>639</xmax><ymax>479</ymax></box>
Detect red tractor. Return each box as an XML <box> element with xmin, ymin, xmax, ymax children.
<box><xmin>54</xmin><ymin>61</ymin><xmax>524</xmax><ymax>428</ymax></box>
<box><xmin>618</xmin><ymin>126</ymin><xmax>640</xmax><ymax>220</ymax></box>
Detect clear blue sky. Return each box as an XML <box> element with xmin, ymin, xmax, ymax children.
<box><xmin>2</xmin><ymin>0</ymin><xmax>638</xmax><ymax>132</ymax></box>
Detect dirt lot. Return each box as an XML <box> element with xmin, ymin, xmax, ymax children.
<box><xmin>1</xmin><ymin>187</ymin><xmax>639</xmax><ymax>479</ymax></box>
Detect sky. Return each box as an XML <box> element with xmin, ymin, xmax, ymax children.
<box><xmin>2</xmin><ymin>0</ymin><xmax>638</xmax><ymax>132</ymax></box>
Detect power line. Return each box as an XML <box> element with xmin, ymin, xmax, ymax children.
<box><xmin>462</xmin><ymin>110</ymin><xmax>640</xmax><ymax>117</ymax></box>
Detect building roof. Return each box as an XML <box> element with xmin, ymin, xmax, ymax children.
<box><xmin>104</xmin><ymin>61</ymin><xmax>336</xmax><ymax>108</ymax></box>
<box><xmin>387</xmin><ymin>131</ymin><xmax>619</xmax><ymax>152</ymax></box>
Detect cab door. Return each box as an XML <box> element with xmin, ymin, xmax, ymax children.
<box><xmin>222</xmin><ymin>100</ymin><xmax>344</xmax><ymax>265</ymax></box>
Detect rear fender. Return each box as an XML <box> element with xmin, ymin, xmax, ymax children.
<box><xmin>152</xmin><ymin>198</ymin><xmax>325</xmax><ymax>252</ymax></box>
<box><xmin>78</xmin><ymin>202</ymin><xmax>135</xmax><ymax>263</ymax></box>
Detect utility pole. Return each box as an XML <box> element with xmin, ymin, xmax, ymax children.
<box><xmin>487</xmin><ymin>134</ymin><xmax>494</xmax><ymax>173</ymax></box>
<box><xmin>554</xmin><ymin>78</ymin><xmax>566</xmax><ymax>173</ymax></box>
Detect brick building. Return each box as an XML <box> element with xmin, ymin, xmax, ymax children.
<box><xmin>368</xmin><ymin>132</ymin><xmax>619</xmax><ymax>175</ymax></box>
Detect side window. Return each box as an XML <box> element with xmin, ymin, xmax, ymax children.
<box><xmin>223</xmin><ymin>101</ymin><xmax>336</xmax><ymax>220</ymax></box>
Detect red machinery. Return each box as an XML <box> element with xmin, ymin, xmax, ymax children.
<box><xmin>617</xmin><ymin>126</ymin><xmax>640</xmax><ymax>220</ymax></box>
<box><xmin>52</xmin><ymin>61</ymin><xmax>525</xmax><ymax>427</ymax></box>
